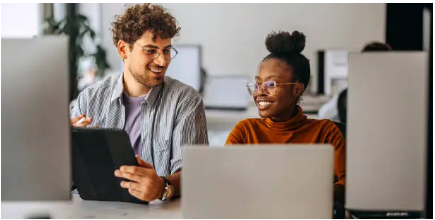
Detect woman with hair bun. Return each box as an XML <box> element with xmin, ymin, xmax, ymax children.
<box><xmin>225</xmin><ymin>30</ymin><xmax>346</xmax><ymax>203</ymax></box>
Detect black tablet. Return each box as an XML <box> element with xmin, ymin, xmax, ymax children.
<box><xmin>71</xmin><ymin>127</ymin><xmax>148</xmax><ymax>205</ymax></box>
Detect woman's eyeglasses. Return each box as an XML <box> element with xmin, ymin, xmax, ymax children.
<box><xmin>246</xmin><ymin>81</ymin><xmax>299</xmax><ymax>96</ymax></box>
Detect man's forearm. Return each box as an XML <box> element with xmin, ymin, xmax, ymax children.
<box><xmin>166</xmin><ymin>171</ymin><xmax>181</xmax><ymax>198</ymax></box>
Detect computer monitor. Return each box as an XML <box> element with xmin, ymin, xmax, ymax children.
<box><xmin>165</xmin><ymin>44</ymin><xmax>202</xmax><ymax>92</ymax></box>
<box><xmin>202</xmin><ymin>75</ymin><xmax>251</xmax><ymax>111</ymax></box>
<box><xmin>1</xmin><ymin>36</ymin><xmax>71</xmax><ymax>200</ymax></box>
<box><xmin>317</xmin><ymin>49</ymin><xmax>353</xmax><ymax>96</ymax></box>
<box><xmin>346</xmin><ymin>52</ymin><xmax>427</xmax><ymax>218</ymax></box>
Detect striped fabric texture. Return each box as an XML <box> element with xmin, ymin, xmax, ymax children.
<box><xmin>70</xmin><ymin>73</ymin><xmax>209</xmax><ymax>177</ymax></box>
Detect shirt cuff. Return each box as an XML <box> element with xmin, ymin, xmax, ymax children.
<box><xmin>171</xmin><ymin>161</ymin><xmax>182</xmax><ymax>175</ymax></box>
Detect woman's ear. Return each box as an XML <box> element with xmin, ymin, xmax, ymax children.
<box><xmin>293</xmin><ymin>83</ymin><xmax>305</xmax><ymax>97</ymax></box>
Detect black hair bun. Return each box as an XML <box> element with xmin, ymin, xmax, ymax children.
<box><xmin>265</xmin><ymin>30</ymin><xmax>306</xmax><ymax>56</ymax></box>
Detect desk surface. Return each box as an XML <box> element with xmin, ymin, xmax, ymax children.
<box><xmin>2</xmin><ymin>195</ymin><xmax>353</xmax><ymax>219</ymax></box>
<box><xmin>1</xmin><ymin>195</ymin><xmax>181</xmax><ymax>219</ymax></box>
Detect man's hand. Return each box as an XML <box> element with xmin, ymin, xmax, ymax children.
<box><xmin>114</xmin><ymin>155</ymin><xmax>165</xmax><ymax>202</ymax></box>
<box><xmin>70</xmin><ymin>114</ymin><xmax>93</xmax><ymax>127</ymax></box>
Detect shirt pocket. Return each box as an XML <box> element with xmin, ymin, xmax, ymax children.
<box><xmin>154</xmin><ymin>136</ymin><xmax>170</xmax><ymax>152</ymax></box>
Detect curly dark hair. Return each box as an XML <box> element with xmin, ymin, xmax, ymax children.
<box><xmin>110</xmin><ymin>3</ymin><xmax>181</xmax><ymax>50</ymax></box>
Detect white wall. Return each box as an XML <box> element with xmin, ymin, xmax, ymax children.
<box><xmin>1</xmin><ymin>3</ymin><xmax>42</xmax><ymax>38</ymax></box>
<box><xmin>100</xmin><ymin>3</ymin><xmax>385</xmax><ymax>93</ymax></box>
<box><xmin>79</xmin><ymin>3</ymin><xmax>102</xmax><ymax>55</ymax></box>
<box><xmin>79</xmin><ymin>3</ymin><xmax>102</xmax><ymax>35</ymax></box>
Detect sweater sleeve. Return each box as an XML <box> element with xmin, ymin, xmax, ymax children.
<box><xmin>225</xmin><ymin>120</ymin><xmax>247</xmax><ymax>145</ymax></box>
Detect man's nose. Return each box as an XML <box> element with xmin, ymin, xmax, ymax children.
<box><xmin>154</xmin><ymin>53</ymin><xmax>167</xmax><ymax>66</ymax></box>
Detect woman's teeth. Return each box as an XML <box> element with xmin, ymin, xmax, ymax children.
<box><xmin>258</xmin><ymin>101</ymin><xmax>272</xmax><ymax>107</ymax></box>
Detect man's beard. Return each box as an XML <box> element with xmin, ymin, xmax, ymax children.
<box><xmin>129</xmin><ymin>67</ymin><xmax>163</xmax><ymax>88</ymax></box>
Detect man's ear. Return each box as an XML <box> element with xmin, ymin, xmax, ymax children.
<box><xmin>118</xmin><ymin>40</ymin><xmax>128</xmax><ymax>60</ymax></box>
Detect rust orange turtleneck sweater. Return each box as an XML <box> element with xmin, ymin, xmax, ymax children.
<box><xmin>225</xmin><ymin>106</ymin><xmax>346</xmax><ymax>186</ymax></box>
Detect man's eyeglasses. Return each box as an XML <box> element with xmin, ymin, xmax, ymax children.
<box><xmin>246</xmin><ymin>81</ymin><xmax>299</xmax><ymax>96</ymax></box>
<box><xmin>136</xmin><ymin>43</ymin><xmax>178</xmax><ymax>61</ymax></box>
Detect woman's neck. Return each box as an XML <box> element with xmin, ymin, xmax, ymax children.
<box><xmin>270</xmin><ymin>105</ymin><xmax>299</xmax><ymax>122</ymax></box>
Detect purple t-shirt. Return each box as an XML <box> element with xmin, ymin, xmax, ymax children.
<box><xmin>122</xmin><ymin>92</ymin><xmax>147</xmax><ymax>157</ymax></box>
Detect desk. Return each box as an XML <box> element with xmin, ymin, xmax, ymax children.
<box><xmin>1</xmin><ymin>195</ymin><xmax>181</xmax><ymax>219</ymax></box>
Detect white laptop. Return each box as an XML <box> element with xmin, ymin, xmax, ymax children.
<box><xmin>182</xmin><ymin>144</ymin><xmax>334</xmax><ymax>219</ymax></box>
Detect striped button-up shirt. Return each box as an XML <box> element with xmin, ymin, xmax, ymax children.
<box><xmin>70</xmin><ymin>74</ymin><xmax>209</xmax><ymax>176</ymax></box>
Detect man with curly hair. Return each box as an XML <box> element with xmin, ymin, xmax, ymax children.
<box><xmin>70</xmin><ymin>3</ymin><xmax>208</xmax><ymax>202</ymax></box>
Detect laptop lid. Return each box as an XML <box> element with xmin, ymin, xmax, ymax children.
<box><xmin>182</xmin><ymin>145</ymin><xmax>334</xmax><ymax>219</ymax></box>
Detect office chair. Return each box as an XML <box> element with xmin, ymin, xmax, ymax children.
<box><xmin>337</xmin><ymin>88</ymin><xmax>348</xmax><ymax>124</ymax></box>
<box><xmin>333</xmin><ymin>88</ymin><xmax>348</xmax><ymax>219</ymax></box>
<box><xmin>332</xmin><ymin>88</ymin><xmax>347</xmax><ymax>183</ymax></box>
<box><xmin>332</xmin><ymin>88</ymin><xmax>347</xmax><ymax>185</ymax></box>
<box><xmin>333</xmin><ymin>121</ymin><xmax>346</xmax><ymax>139</ymax></box>
<box><xmin>332</xmin><ymin>121</ymin><xmax>345</xmax><ymax>186</ymax></box>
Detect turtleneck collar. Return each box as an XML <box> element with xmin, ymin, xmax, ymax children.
<box><xmin>264</xmin><ymin>105</ymin><xmax>308</xmax><ymax>131</ymax></box>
